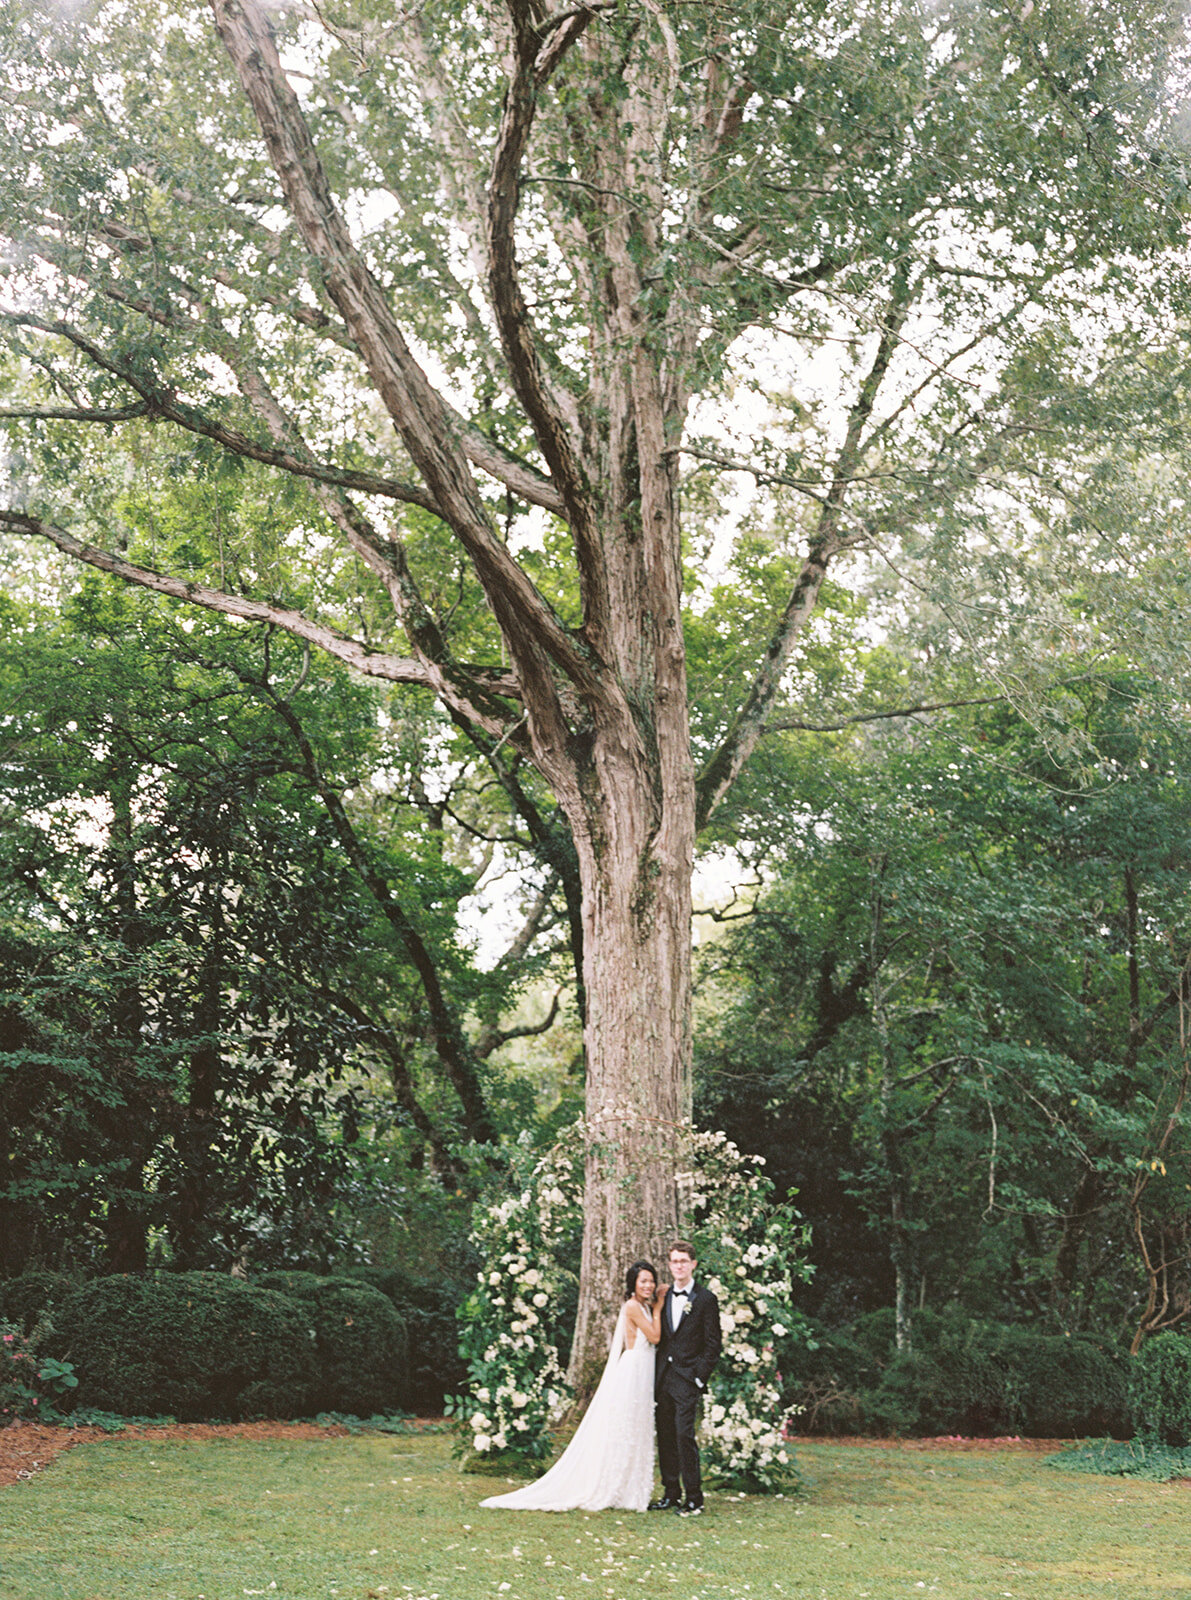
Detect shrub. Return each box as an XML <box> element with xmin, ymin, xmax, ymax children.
<box><xmin>1</xmin><ymin>1317</ymin><xmax>78</xmax><ymax>1424</ymax></box>
<box><xmin>354</xmin><ymin>1268</ymin><xmax>466</xmax><ymax>1412</ymax></box>
<box><xmin>788</xmin><ymin>1313</ymin><xmax>1129</xmax><ymax>1439</ymax></box>
<box><xmin>991</xmin><ymin>1327</ymin><xmax>1128</xmax><ymax>1438</ymax></box>
<box><xmin>256</xmin><ymin>1272</ymin><xmax>407</xmax><ymax>1415</ymax></box>
<box><xmin>0</xmin><ymin>1270</ymin><xmax>79</xmax><ymax>1334</ymax></box>
<box><xmin>1129</xmin><ymin>1333</ymin><xmax>1191</xmax><ymax>1445</ymax></box>
<box><xmin>53</xmin><ymin>1272</ymin><xmax>318</xmax><ymax>1420</ymax></box>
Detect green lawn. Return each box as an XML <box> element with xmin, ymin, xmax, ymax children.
<box><xmin>2</xmin><ymin>1434</ymin><xmax>1189</xmax><ymax>1600</ymax></box>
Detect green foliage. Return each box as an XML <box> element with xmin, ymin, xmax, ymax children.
<box><xmin>787</xmin><ymin>1312</ymin><xmax>1130</xmax><ymax>1440</ymax></box>
<box><xmin>1128</xmin><ymin>1333</ymin><xmax>1191</xmax><ymax>1446</ymax></box>
<box><xmin>1048</xmin><ymin>1437</ymin><xmax>1191</xmax><ymax>1482</ymax></box>
<box><xmin>66</xmin><ymin>1407</ymin><xmax>177</xmax><ymax>1432</ymax></box>
<box><xmin>353</xmin><ymin>1267</ymin><xmax>469</xmax><ymax>1412</ymax></box>
<box><xmin>0</xmin><ymin>1270</ymin><xmax>79</xmax><ymax>1334</ymax></box>
<box><xmin>53</xmin><ymin>1272</ymin><xmax>320</xmax><ymax>1421</ymax></box>
<box><xmin>255</xmin><ymin>1272</ymin><xmax>408</xmax><ymax>1416</ymax></box>
<box><xmin>0</xmin><ymin>584</ymin><xmax>523</xmax><ymax>1279</ymax></box>
<box><xmin>698</xmin><ymin>686</ymin><xmax>1191</xmax><ymax>1341</ymax></box>
<box><xmin>0</xmin><ymin>1318</ymin><xmax>77</xmax><ymax>1424</ymax></box>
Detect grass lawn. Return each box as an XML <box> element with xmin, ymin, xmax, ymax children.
<box><xmin>2</xmin><ymin>1433</ymin><xmax>1189</xmax><ymax>1600</ymax></box>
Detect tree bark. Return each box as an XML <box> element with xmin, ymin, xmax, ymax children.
<box><xmin>565</xmin><ymin>736</ymin><xmax>695</xmax><ymax>1388</ymax></box>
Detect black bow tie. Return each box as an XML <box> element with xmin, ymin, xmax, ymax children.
<box><xmin>672</xmin><ymin>1288</ymin><xmax>689</xmax><ymax>1297</ymax></box>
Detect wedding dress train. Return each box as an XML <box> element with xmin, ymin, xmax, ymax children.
<box><xmin>480</xmin><ymin>1306</ymin><xmax>655</xmax><ymax>1512</ymax></box>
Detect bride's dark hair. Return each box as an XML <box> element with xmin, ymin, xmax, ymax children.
<box><xmin>624</xmin><ymin>1259</ymin><xmax>657</xmax><ymax>1299</ymax></box>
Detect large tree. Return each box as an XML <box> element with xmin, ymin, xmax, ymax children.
<box><xmin>1</xmin><ymin>0</ymin><xmax>1188</xmax><ymax>1375</ymax></box>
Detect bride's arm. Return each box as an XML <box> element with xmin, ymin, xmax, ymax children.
<box><xmin>627</xmin><ymin>1297</ymin><xmax>662</xmax><ymax>1345</ymax></box>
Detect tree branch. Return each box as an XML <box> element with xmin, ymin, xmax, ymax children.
<box><xmin>0</xmin><ymin>509</ymin><xmax>521</xmax><ymax>694</ymax></box>
<box><xmin>487</xmin><ymin>1</ymin><xmax>611</xmax><ymax>644</ymax></box>
<box><xmin>238</xmin><ymin>660</ymin><xmax>499</xmax><ymax>1144</ymax></box>
<box><xmin>0</xmin><ymin>400</ymin><xmax>153</xmax><ymax>425</ymax></box>
<box><xmin>695</xmin><ymin>260</ymin><xmax>917</xmax><ymax>828</ymax></box>
<box><xmin>3</xmin><ymin>311</ymin><xmax>443</xmax><ymax>514</ymax></box>
<box><xmin>209</xmin><ymin>0</ymin><xmax>599</xmax><ymax>730</ymax></box>
<box><xmin>475</xmin><ymin>989</ymin><xmax>563</xmax><ymax>1061</ymax></box>
<box><xmin>762</xmin><ymin>694</ymin><xmax>1008</xmax><ymax>735</ymax></box>
<box><xmin>231</xmin><ymin>360</ymin><xmax>528</xmax><ymax>742</ymax></box>
<box><xmin>317</xmin><ymin>985</ymin><xmax>464</xmax><ymax>1179</ymax></box>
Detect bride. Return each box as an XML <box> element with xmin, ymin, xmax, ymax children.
<box><xmin>481</xmin><ymin>1260</ymin><xmax>661</xmax><ymax>1512</ymax></box>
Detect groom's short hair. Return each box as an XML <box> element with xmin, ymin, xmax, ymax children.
<box><xmin>669</xmin><ymin>1240</ymin><xmax>696</xmax><ymax>1259</ymax></box>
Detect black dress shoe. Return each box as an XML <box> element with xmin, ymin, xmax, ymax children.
<box><xmin>678</xmin><ymin>1499</ymin><xmax>704</xmax><ymax>1516</ymax></box>
<box><xmin>648</xmin><ymin>1496</ymin><xmax>679</xmax><ymax>1511</ymax></box>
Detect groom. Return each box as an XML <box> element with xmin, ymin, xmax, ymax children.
<box><xmin>650</xmin><ymin>1240</ymin><xmax>722</xmax><ymax>1516</ymax></box>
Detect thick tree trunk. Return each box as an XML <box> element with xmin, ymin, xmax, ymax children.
<box><xmin>564</xmin><ymin>666</ymin><xmax>696</xmax><ymax>1390</ymax></box>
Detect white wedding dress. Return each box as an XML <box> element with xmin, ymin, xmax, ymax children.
<box><xmin>481</xmin><ymin>1306</ymin><xmax>655</xmax><ymax>1512</ymax></box>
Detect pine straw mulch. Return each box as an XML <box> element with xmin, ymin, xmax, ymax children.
<box><xmin>1</xmin><ymin>1421</ymin><xmax>1071</xmax><ymax>1491</ymax></box>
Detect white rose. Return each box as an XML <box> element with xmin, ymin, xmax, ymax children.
<box><xmin>533</xmin><ymin>1292</ymin><xmax>548</xmax><ymax>1307</ymax></box>
<box><xmin>721</xmin><ymin>1315</ymin><xmax>736</xmax><ymax>1334</ymax></box>
<box><xmin>471</xmin><ymin>1413</ymin><xmax>489</xmax><ymax>1430</ymax></box>
<box><xmin>476</xmin><ymin>1388</ymin><xmax>490</xmax><ymax>1402</ymax></box>
<box><xmin>493</xmin><ymin>1432</ymin><xmax>508</xmax><ymax>1449</ymax></box>
<box><xmin>511</xmin><ymin>1392</ymin><xmax>529</xmax><ymax>1409</ymax></box>
<box><xmin>489</xmin><ymin>1271</ymin><xmax>502</xmax><ymax>1285</ymax></box>
<box><xmin>772</xmin><ymin>1323</ymin><xmax>787</xmax><ymax>1338</ymax></box>
<box><xmin>474</xmin><ymin>1434</ymin><xmax>492</xmax><ymax>1452</ymax></box>
<box><xmin>709</xmin><ymin>1405</ymin><xmax>726</xmax><ymax>1423</ymax></box>
<box><xmin>522</xmin><ymin>1269</ymin><xmax>540</xmax><ymax>1286</ymax></box>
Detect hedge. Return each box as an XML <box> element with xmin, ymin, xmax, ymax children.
<box><xmin>786</xmin><ymin>1310</ymin><xmax>1130</xmax><ymax>1438</ymax></box>
<box><xmin>1129</xmin><ymin>1333</ymin><xmax>1191</xmax><ymax>1445</ymax></box>
<box><xmin>353</xmin><ymin>1266</ymin><xmax>466</xmax><ymax>1411</ymax></box>
<box><xmin>53</xmin><ymin>1272</ymin><xmax>319</xmax><ymax>1420</ymax></box>
<box><xmin>0</xmin><ymin>1268</ymin><xmax>79</xmax><ymax>1334</ymax></box>
<box><xmin>255</xmin><ymin>1271</ymin><xmax>407</xmax><ymax>1415</ymax></box>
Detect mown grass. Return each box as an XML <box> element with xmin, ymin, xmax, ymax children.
<box><xmin>2</xmin><ymin>1433</ymin><xmax>1189</xmax><ymax>1600</ymax></box>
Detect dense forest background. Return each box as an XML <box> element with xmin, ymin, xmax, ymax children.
<box><xmin>4</xmin><ymin>568</ymin><xmax>1189</xmax><ymax>1396</ymax></box>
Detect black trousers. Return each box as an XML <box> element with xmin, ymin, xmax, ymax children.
<box><xmin>656</xmin><ymin>1377</ymin><xmax>702</xmax><ymax>1505</ymax></box>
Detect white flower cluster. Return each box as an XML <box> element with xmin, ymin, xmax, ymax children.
<box><xmin>459</xmin><ymin>1120</ymin><xmax>809</xmax><ymax>1489</ymax></box>
<box><xmin>682</xmin><ymin>1128</ymin><xmax>809</xmax><ymax>1490</ymax></box>
<box><xmin>458</xmin><ymin>1144</ymin><xmax>583</xmax><ymax>1461</ymax></box>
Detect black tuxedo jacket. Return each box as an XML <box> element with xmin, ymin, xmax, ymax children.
<box><xmin>656</xmin><ymin>1280</ymin><xmax>722</xmax><ymax>1396</ymax></box>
